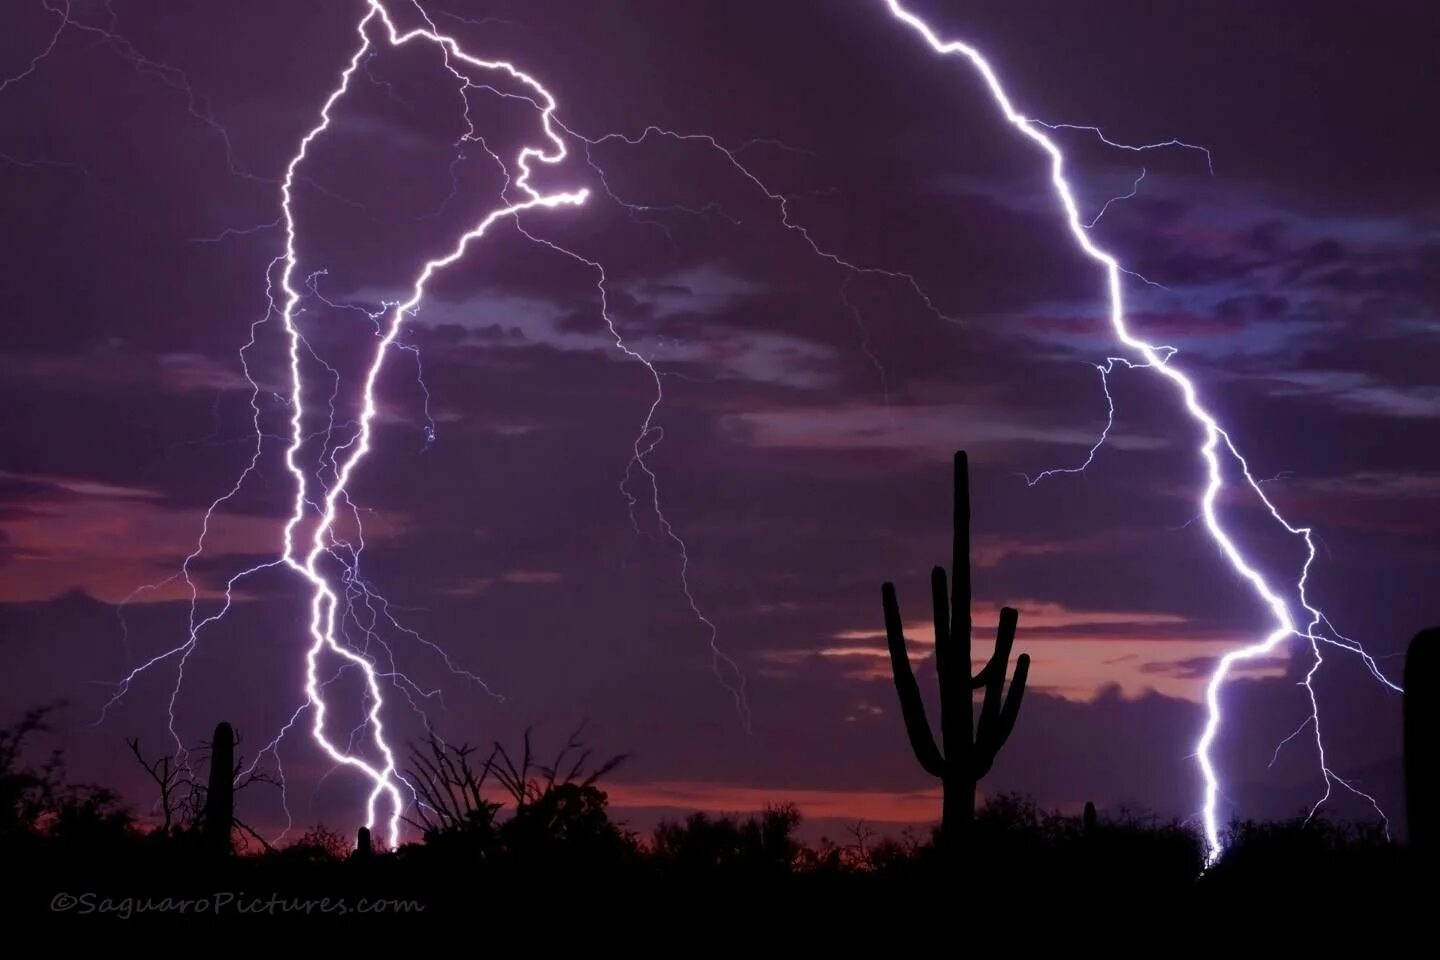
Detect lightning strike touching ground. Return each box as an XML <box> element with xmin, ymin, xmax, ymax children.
<box><xmin>92</xmin><ymin>0</ymin><xmax>588</xmax><ymax>848</ymax></box>
<box><xmin>7</xmin><ymin>0</ymin><xmax>1408</xmax><ymax>866</ymax></box>
<box><xmin>877</xmin><ymin>0</ymin><xmax>1400</xmax><ymax>864</ymax></box>
<box><xmin>271</xmin><ymin>1</ymin><xmax>587</xmax><ymax>849</ymax></box>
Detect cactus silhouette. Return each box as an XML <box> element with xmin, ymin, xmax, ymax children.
<box><xmin>1405</xmin><ymin>628</ymin><xmax>1437</xmax><ymax>855</ymax></box>
<box><xmin>881</xmin><ymin>450</ymin><xmax>1030</xmax><ymax>848</ymax></box>
<box><xmin>355</xmin><ymin>825</ymin><xmax>373</xmax><ymax>858</ymax></box>
<box><xmin>204</xmin><ymin>721</ymin><xmax>234</xmax><ymax>857</ymax></box>
<box><xmin>1084</xmin><ymin>800</ymin><xmax>1098</xmax><ymax>838</ymax></box>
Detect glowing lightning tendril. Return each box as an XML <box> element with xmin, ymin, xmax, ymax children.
<box><xmin>10</xmin><ymin>0</ymin><xmax>1402</xmax><ymax>862</ymax></box>
<box><xmin>877</xmin><ymin>0</ymin><xmax>1399</xmax><ymax>864</ymax></box>
<box><xmin>271</xmin><ymin>1</ymin><xmax>587</xmax><ymax>849</ymax></box>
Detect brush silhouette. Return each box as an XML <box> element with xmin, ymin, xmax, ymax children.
<box><xmin>881</xmin><ymin>450</ymin><xmax>1030</xmax><ymax>852</ymax></box>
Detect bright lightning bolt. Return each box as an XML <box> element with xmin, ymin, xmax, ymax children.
<box><xmin>877</xmin><ymin>0</ymin><xmax>1400</xmax><ymax>864</ymax></box>
<box><xmin>14</xmin><ymin>0</ymin><xmax>1402</xmax><ymax>862</ymax></box>
<box><xmin>271</xmin><ymin>1</ymin><xmax>586</xmax><ymax>849</ymax></box>
<box><xmin>90</xmin><ymin>0</ymin><xmax>587</xmax><ymax>849</ymax></box>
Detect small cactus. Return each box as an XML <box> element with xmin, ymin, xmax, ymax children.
<box><xmin>881</xmin><ymin>451</ymin><xmax>1030</xmax><ymax>849</ymax></box>
<box><xmin>204</xmin><ymin>721</ymin><xmax>235</xmax><ymax>857</ymax></box>
<box><xmin>355</xmin><ymin>825</ymin><xmax>373</xmax><ymax>858</ymax></box>
<box><xmin>1083</xmin><ymin>801</ymin><xmax>1098</xmax><ymax>838</ymax></box>
<box><xmin>1406</xmin><ymin>628</ymin><xmax>1437</xmax><ymax>854</ymax></box>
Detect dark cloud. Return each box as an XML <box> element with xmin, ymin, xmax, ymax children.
<box><xmin>0</xmin><ymin>0</ymin><xmax>1433</xmax><ymax>839</ymax></box>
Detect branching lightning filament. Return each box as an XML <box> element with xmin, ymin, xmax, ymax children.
<box><xmin>98</xmin><ymin>0</ymin><xmax>588</xmax><ymax>849</ymax></box>
<box><xmin>878</xmin><ymin>0</ymin><xmax>1400</xmax><ymax>864</ymax></box>
<box><xmin>40</xmin><ymin>0</ymin><xmax>1401</xmax><ymax>862</ymax></box>
<box><xmin>274</xmin><ymin>1</ymin><xmax>587</xmax><ymax>849</ymax></box>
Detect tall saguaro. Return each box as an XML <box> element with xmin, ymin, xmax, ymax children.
<box><xmin>881</xmin><ymin>451</ymin><xmax>1030</xmax><ymax>847</ymax></box>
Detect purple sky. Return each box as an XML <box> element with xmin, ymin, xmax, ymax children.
<box><xmin>1</xmin><ymin>0</ymin><xmax>1436</xmax><ymax>842</ymax></box>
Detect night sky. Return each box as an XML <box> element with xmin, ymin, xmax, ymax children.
<box><xmin>2</xmin><ymin>0</ymin><xmax>1436</xmax><ymax>843</ymax></box>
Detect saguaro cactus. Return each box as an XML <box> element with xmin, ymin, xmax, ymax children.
<box><xmin>355</xmin><ymin>826</ymin><xmax>374</xmax><ymax>858</ymax></box>
<box><xmin>881</xmin><ymin>450</ymin><xmax>1030</xmax><ymax>847</ymax></box>
<box><xmin>1405</xmin><ymin>628</ymin><xmax>1437</xmax><ymax>855</ymax></box>
<box><xmin>204</xmin><ymin>721</ymin><xmax>235</xmax><ymax>857</ymax></box>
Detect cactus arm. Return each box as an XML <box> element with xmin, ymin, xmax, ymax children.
<box><xmin>882</xmin><ymin>582</ymin><xmax>946</xmax><ymax>778</ymax></box>
<box><xmin>993</xmin><ymin>652</ymin><xmax>1030</xmax><ymax>747</ymax></box>
<box><xmin>975</xmin><ymin>607</ymin><xmax>1019</xmax><ymax>742</ymax></box>
<box><xmin>974</xmin><ymin>652</ymin><xmax>1030</xmax><ymax>779</ymax></box>
<box><xmin>973</xmin><ymin>605</ymin><xmax>1019</xmax><ymax>689</ymax></box>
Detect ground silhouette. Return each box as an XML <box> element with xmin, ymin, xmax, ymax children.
<box><xmin>1</xmin><ymin>451</ymin><xmax>1429</xmax><ymax>927</ymax></box>
<box><xmin>0</xmin><ymin>706</ymin><xmax>1423</xmax><ymax>927</ymax></box>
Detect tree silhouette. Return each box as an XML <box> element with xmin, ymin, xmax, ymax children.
<box><xmin>1</xmin><ymin>706</ymin><xmax>131</xmax><ymax>851</ymax></box>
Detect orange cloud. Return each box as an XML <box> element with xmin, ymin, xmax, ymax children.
<box><xmin>764</xmin><ymin>601</ymin><xmax>1284</xmax><ymax>702</ymax></box>
<box><xmin>604</xmin><ymin>780</ymin><xmax>944</xmax><ymax>824</ymax></box>
<box><xmin>0</xmin><ymin>474</ymin><xmax>407</xmax><ymax>603</ymax></box>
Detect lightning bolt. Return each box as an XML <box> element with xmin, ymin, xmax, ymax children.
<box><xmin>369</xmin><ymin>26</ymin><xmax>960</xmax><ymax>718</ymax></box>
<box><xmin>378</xmin><ymin>9</ymin><xmax>761</xmax><ymax>728</ymax></box>
<box><xmin>0</xmin><ymin>0</ymin><xmax>69</xmax><ymax>96</ymax></box>
<box><xmin>1086</xmin><ymin>167</ymin><xmax>1147</xmax><ymax>230</ymax></box>
<box><xmin>270</xmin><ymin>0</ymin><xmax>588</xmax><ymax>849</ymax></box>
<box><xmin>13</xmin><ymin>0</ymin><xmax>1401</xmax><ymax>860</ymax></box>
<box><xmin>509</xmin><ymin>218</ymin><xmax>751</xmax><ymax>725</ymax></box>
<box><xmin>877</xmin><ymin>0</ymin><xmax>1400</xmax><ymax>863</ymax></box>
<box><xmin>87</xmin><ymin>0</ymin><xmax>586</xmax><ymax>848</ymax></box>
<box><xmin>24</xmin><ymin>0</ymin><xmax>264</xmax><ymax>185</ymax></box>
<box><xmin>1020</xmin><ymin>352</ymin><xmax>1173</xmax><ymax>487</ymax></box>
<box><xmin>539</xmin><ymin>122</ymin><xmax>965</xmax><ymax>670</ymax></box>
